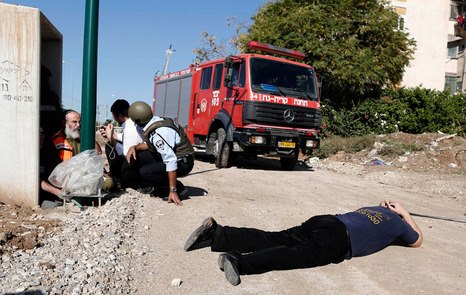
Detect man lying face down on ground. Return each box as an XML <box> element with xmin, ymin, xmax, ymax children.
<box><xmin>184</xmin><ymin>200</ymin><xmax>423</xmax><ymax>286</ymax></box>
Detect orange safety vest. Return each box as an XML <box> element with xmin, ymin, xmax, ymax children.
<box><xmin>51</xmin><ymin>130</ymin><xmax>75</xmax><ymax>161</ymax></box>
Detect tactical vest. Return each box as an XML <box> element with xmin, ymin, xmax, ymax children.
<box><xmin>143</xmin><ymin>118</ymin><xmax>194</xmax><ymax>158</ymax></box>
<box><xmin>51</xmin><ymin>130</ymin><xmax>75</xmax><ymax>161</ymax></box>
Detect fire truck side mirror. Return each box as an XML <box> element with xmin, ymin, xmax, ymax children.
<box><xmin>224</xmin><ymin>57</ymin><xmax>234</xmax><ymax>88</ymax></box>
<box><xmin>225</xmin><ymin>57</ymin><xmax>234</xmax><ymax>68</ymax></box>
<box><xmin>224</xmin><ymin>69</ymin><xmax>233</xmax><ymax>88</ymax></box>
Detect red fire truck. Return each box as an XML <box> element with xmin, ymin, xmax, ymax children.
<box><xmin>152</xmin><ymin>41</ymin><xmax>321</xmax><ymax>170</ymax></box>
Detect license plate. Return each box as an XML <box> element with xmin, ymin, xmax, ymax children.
<box><xmin>277</xmin><ymin>141</ymin><xmax>296</xmax><ymax>148</ymax></box>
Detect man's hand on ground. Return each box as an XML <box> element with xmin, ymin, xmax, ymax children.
<box><xmin>167</xmin><ymin>191</ymin><xmax>183</xmax><ymax>206</ymax></box>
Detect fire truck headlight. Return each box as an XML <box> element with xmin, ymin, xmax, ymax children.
<box><xmin>251</xmin><ymin>136</ymin><xmax>266</xmax><ymax>144</ymax></box>
<box><xmin>306</xmin><ymin>140</ymin><xmax>317</xmax><ymax>148</ymax></box>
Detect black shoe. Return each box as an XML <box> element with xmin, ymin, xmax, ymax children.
<box><xmin>177</xmin><ymin>180</ymin><xmax>189</xmax><ymax>198</ymax></box>
<box><xmin>112</xmin><ymin>178</ymin><xmax>124</xmax><ymax>192</ymax></box>
<box><xmin>218</xmin><ymin>251</ymin><xmax>241</xmax><ymax>271</ymax></box>
<box><xmin>137</xmin><ymin>186</ymin><xmax>155</xmax><ymax>194</ymax></box>
<box><xmin>223</xmin><ymin>252</ymin><xmax>241</xmax><ymax>286</ymax></box>
<box><xmin>184</xmin><ymin>217</ymin><xmax>217</xmax><ymax>251</ymax></box>
<box><xmin>218</xmin><ymin>253</ymin><xmax>226</xmax><ymax>271</ymax></box>
<box><xmin>150</xmin><ymin>187</ymin><xmax>166</xmax><ymax>198</ymax></box>
<box><xmin>153</xmin><ymin>181</ymin><xmax>189</xmax><ymax>199</ymax></box>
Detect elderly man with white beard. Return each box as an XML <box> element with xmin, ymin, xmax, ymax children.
<box><xmin>51</xmin><ymin>109</ymin><xmax>102</xmax><ymax>161</ymax></box>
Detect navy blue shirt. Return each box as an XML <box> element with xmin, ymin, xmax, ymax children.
<box><xmin>336</xmin><ymin>206</ymin><xmax>419</xmax><ymax>258</ymax></box>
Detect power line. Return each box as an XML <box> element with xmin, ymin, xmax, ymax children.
<box><xmin>410</xmin><ymin>212</ymin><xmax>466</xmax><ymax>223</ymax></box>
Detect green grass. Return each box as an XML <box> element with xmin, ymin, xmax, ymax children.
<box><xmin>379</xmin><ymin>142</ymin><xmax>423</xmax><ymax>157</ymax></box>
<box><xmin>314</xmin><ymin>135</ymin><xmax>424</xmax><ymax>159</ymax></box>
<box><xmin>314</xmin><ymin>135</ymin><xmax>376</xmax><ymax>159</ymax></box>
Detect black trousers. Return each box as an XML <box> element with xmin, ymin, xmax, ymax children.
<box><xmin>105</xmin><ymin>144</ymin><xmax>140</xmax><ymax>188</ymax></box>
<box><xmin>211</xmin><ymin>215</ymin><xmax>350</xmax><ymax>275</ymax></box>
<box><xmin>137</xmin><ymin>152</ymin><xmax>194</xmax><ymax>188</ymax></box>
<box><xmin>105</xmin><ymin>143</ymin><xmax>124</xmax><ymax>179</ymax></box>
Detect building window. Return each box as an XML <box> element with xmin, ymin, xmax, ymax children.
<box><xmin>450</xmin><ymin>1</ymin><xmax>464</xmax><ymax>19</ymax></box>
<box><xmin>397</xmin><ymin>16</ymin><xmax>405</xmax><ymax>30</ymax></box>
<box><xmin>444</xmin><ymin>76</ymin><xmax>458</xmax><ymax>94</ymax></box>
<box><xmin>456</xmin><ymin>81</ymin><xmax>463</xmax><ymax>93</ymax></box>
<box><xmin>448</xmin><ymin>45</ymin><xmax>459</xmax><ymax>58</ymax></box>
<box><xmin>460</xmin><ymin>44</ymin><xmax>466</xmax><ymax>53</ymax></box>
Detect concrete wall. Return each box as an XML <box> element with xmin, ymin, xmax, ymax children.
<box><xmin>0</xmin><ymin>3</ymin><xmax>62</xmax><ymax>207</ymax></box>
<box><xmin>391</xmin><ymin>0</ymin><xmax>450</xmax><ymax>90</ymax></box>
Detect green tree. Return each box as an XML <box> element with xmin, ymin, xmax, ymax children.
<box><xmin>242</xmin><ymin>0</ymin><xmax>416</xmax><ymax>106</ymax></box>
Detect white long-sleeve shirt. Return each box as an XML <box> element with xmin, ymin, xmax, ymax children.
<box><xmin>115</xmin><ymin>118</ymin><xmax>144</xmax><ymax>156</ymax></box>
<box><xmin>143</xmin><ymin>116</ymin><xmax>180</xmax><ymax>172</ymax></box>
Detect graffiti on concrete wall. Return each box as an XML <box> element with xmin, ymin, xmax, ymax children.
<box><xmin>0</xmin><ymin>60</ymin><xmax>33</xmax><ymax>103</ymax></box>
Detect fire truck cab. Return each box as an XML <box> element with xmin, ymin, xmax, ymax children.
<box><xmin>153</xmin><ymin>41</ymin><xmax>321</xmax><ymax>170</ymax></box>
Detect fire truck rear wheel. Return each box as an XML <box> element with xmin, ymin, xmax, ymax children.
<box><xmin>213</xmin><ymin>128</ymin><xmax>230</xmax><ymax>168</ymax></box>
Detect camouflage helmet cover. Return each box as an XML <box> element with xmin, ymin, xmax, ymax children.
<box><xmin>128</xmin><ymin>101</ymin><xmax>153</xmax><ymax>125</ymax></box>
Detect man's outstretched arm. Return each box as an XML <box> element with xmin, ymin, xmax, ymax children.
<box><xmin>381</xmin><ymin>200</ymin><xmax>423</xmax><ymax>247</ymax></box>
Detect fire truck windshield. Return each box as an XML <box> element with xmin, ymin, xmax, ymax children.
<box><xmin>250</xmin><ymin>58</ymin><xmax>318</xmax><ymax>101</ymax></box>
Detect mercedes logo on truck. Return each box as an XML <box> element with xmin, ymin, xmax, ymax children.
<box><xmin>283</xmin><ymin>109</ymin><xmax>295</xmax><ymax>123</ymax></box>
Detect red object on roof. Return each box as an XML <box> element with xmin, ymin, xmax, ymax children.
<box><xmin>247</xmin><ymin>41</ymin><xmax>306</xmax><ymax>60</ymax></box>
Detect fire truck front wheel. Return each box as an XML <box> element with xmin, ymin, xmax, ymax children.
<box><xmin>212</xmin><ymin>128</ymin><xmax>230</xmax><ymax>168</ymax></box>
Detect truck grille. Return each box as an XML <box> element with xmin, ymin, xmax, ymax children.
<box><xmin>242</xmin><ymin>101</ymin><xmax>321</xmax><ymax>129</ymax></box>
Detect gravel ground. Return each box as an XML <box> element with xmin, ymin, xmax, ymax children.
<box><xmin>1</xmin><ymin>194</ymin><xmax>142</xmax><ymax>294</ymax></box>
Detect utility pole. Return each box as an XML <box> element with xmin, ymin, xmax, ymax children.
<box><xmin>81</xmin><ymin>0</ymin><xmax>100</xmax><ymax>151</ymax></box>
<box><xmin>162</xmin><ymin>45</ymin><xmax>175</xmax><ymax>75</ymax></box>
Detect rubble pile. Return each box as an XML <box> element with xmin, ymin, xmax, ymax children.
<box><xmin>0</xmin><ymin>193</ymin><xmax>144</xmax><ymax>295</ymax></box>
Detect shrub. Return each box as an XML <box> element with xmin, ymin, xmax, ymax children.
<box><xmin>321</xmin><ymin>87</ymin><xmax>466</xmax><ymax>136</ymax></box>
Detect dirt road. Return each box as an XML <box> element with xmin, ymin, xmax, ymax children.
<box><xmin>1</xmin><ymin>133</ymin><xmax>464</xmax><ymax>294</ymax></box>
<box><xmin>130</xmin><ymin>157</ymin><xmax>466</xmax><ymax>294</ymax></box>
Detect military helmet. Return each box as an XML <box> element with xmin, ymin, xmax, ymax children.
<box><xmin>128</xmin><ymin>101</ymin><xmax>153</xmax><ymax>125</ymax></box>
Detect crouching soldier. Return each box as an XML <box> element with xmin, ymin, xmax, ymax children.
<box><xmin>126</xmin><ymin>101</ymin><xmax>195</xmax><ymax>205</ymax></box>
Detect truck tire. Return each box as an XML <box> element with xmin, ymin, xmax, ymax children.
<box><xmin>213</xmin><ymin>128</ymin><xmax>230</xmax><ymax>168</ymax></box>
<box><xmin>280</xmin><ymin>154</ymin><xmax>298</xmax><ymax>171</ymax></box>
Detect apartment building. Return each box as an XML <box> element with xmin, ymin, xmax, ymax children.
<box><xmin>450</xmin><ymin>0</ymin><xmax>466</xmax><ymax>93</ymax></box>
<box><xmin>389</xmin><ymin>0</ymin><xmax>465</xmax><ymax>93</ymax></box>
